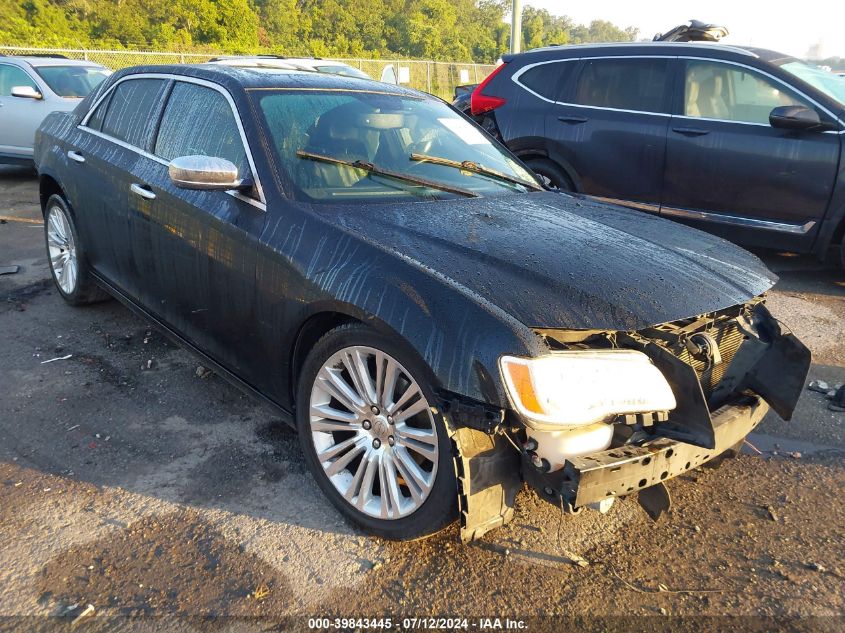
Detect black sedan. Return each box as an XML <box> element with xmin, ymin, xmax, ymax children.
<box><xmin>35</xmin><ymin>65</ymin><xmax>809</xmax><ymax>541</ymax></box>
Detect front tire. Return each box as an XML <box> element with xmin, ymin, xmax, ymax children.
<box><xmin>44</xmin><ymin>194</ymin><xmax>109</xmax><ymax>305</ymax></box>
<box><xmin>296</xmin><ymin>323</ymin><xmax>457</xmax><ymax>540</ymax></box>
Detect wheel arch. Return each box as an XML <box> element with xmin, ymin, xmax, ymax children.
<box><xmin>39</xmin><ymin>173</ymin><xmax>65</xmax><ymax>217</ymax></box>
<box><xmin>287</xmin><ymin>304</ymin><xmax>445</xmax><ymax>411</ymax></box>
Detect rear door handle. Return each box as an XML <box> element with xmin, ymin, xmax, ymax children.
<box><xmin>558</xmin><ymin>115</ymin><xmax>588</xmax><ymax>124</ymax></box>
<box><xmin>67</xmin><ymin>150</ymin><xmax>85</xmax><ymax>163</ymax></box>
<box><xmin>130</xmin><ymin>183</ymin><xmax>156</xmax><ymax>200</ymax></box>
<box><xmin>672</xmin><ymin>126</ymin><xmax>710</xmax><ymax>136</ymax></box>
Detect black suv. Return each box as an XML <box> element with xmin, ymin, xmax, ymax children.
<box><xmin>468</xmin><ymin>42</ymin><xmax>845</xmax><ymax>265</ymax></box>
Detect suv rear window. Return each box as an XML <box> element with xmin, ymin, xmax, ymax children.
<box><xmin>517</xmin><ymin>61</ymin><xmax>576</xmax><ymax>101</ymax></box>
<box><xmin>573</xmin><ymin>58</ymin><xmax>668</xmax><ymax>113</ymax></box>
<box><xmin>101</xmin><ymin>79</ymin><xmax>168</xmax><ymax>148</ymax></box>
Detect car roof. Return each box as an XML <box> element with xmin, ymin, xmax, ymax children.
<box><xmin>513</xmin><ymin>41</ymin><xmax>791</xmax><ymax>63</ymax></box>
<box><xmin>114</xmin><ymin>64</ymin><xmax>420</xmax><ymax>97</ymax></box>
<box><xmin>1</xmin><ymin>56</ymin><xmax>107</xmax><ymax>68</ymax></box>
<box><xmin>209</xmin><ymin>56</ymin><xmax>354</xmax><ymax>67</ymax></box>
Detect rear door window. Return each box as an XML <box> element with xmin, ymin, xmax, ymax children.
<box><xmin>154</xmin><ymin>81</ymin><xmax>249</xmax><ymax>177</ymax></box>
<box><xmin>573</xmin><ymin>58</ymin><xmax>669</xmax><ymax>113</ymax></box>
<box><xmin>516</xmin><ymin>61</ymin><xmax>576</xmax><ymax>102</ymax></box>
<box><xmin>100</xmin><ymin>79</ymin><xmax>168</xmax><ymax>148</ymax></box>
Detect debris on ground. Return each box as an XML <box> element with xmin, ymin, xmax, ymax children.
<box><xmin>807</xmin><ymin>562</ymin><xmax>827</xmax><ymax>573</ymax></box>
<box><xmin>0</xmin><ymin>265</ymin><xmax>20</xmax><ymax>275</ymax></box>
<box><xmin>828</xmin><ymin>385</ymin><xmax>845</xmax><ymax>412</ymax></box>
<box><xmin>70</xmin><ymin>603</ymin><xmax>95</xmax><ymax>627</ymax></box>
<box><xmin>808</xmin><ymin>379</ymin><xmax>830</xmax><ymax>393</ymax></box>
<box><xmin>251</xmin><ymin>584</ymin><xmax>270</xmax><ymax>600</ymax></box>
<box><xmin>765</xmin><ymin>506</ymin><xmax>778</xmax><ymax>522</ymax></box>
<box><xmin>40</xmin><ymin>354</ymin><xmax>72</xmax><ymax>364</ymax></box>
<box><xmin>196</xmin><ymin>365</ymin><xmax>212</xmax><ymax>379</ymax></box>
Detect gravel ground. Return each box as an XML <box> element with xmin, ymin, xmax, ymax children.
<box><xmin>1</xmin><ymin>165</ymin><xmax>843</xmax><ymax>631</ymax></box>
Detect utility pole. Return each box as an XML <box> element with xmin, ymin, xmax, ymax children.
<box><xmin>510</xmin><ymin>0</ymin><xmax>522</xmax><ymax>54</ymax></box>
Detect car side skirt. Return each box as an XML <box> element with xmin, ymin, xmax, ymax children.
<box><xmin>90</xmin><ymin>270</ymin><xmax>296</xmax><ymax>426</ymax></box>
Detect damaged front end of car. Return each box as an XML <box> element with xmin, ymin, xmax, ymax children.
<box><xmin>442</xmin><ymin>297</ymin><xmax>811</xmax><ymax>542</ymax></box>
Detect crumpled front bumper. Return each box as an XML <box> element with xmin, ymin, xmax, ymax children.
<box><xmin>523</xmin><ymin>394</ymin><xmax>769</xmax><ymax>509</ymax></box>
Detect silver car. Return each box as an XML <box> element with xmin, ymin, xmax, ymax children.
<box><xmin>207</xmin><ymin>55</ymin><xmax>372</xmax><ymax>79</ymax></box>
<box><xmin>0</xmin><ymin>56</ymin><xmax>110</xmax><ymax>165</ymax></box>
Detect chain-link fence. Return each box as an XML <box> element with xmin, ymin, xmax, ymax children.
<box><xmin>0</xmin><ymin>45</ymin><xmax>496</xmax><ymax>100</ymax></box>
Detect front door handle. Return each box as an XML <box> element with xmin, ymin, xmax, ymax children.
<box><xmin>558</xmin><ymin>115</ymin><xmax>588</xmax><ymax>124</ymax></box>
<box><xmin>130</xmin><ymin>183</ymin><xmax>156</xmax><ymax>200</ymax></box>
<box><xmin>67</xmin><ymin>150</ymin><xmax>85</xmax><ymax>163</ymax></box>
<box><xmin>672</xmin><ymin>126</ymin><xmax>710</xmax><ymax>136</ymax></box>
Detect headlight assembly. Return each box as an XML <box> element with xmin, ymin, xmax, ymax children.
<box><xmin>500</xmin><ymin>350</ymin><xmax>677</xmax><ymax>431</ymax></box>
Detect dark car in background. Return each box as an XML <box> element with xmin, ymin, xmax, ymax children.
<box><xmin>467</xmin><ymin>42</ymin><xmax>845</xmax><ymax>266</ymax></box>
<box><xmin>35</xmin><ymin>64</ymin><xmax>809</xmax><ymax>542</ymax></box>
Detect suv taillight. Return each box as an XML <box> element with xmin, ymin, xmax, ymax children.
<box><xmin>470</xmin><ymin>63</ymin><xmax>508</xmax><ymax>116</ymax></box>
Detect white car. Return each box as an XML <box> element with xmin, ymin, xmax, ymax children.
<box><xmin>0</xmin><ymin>55</ymin><xmax>110</xmax><ymax>165</ymax></box>
<box><xmin>207</xmin><ymin>55</ymin><xmax>371</xmax><ymax>79</ymax></box>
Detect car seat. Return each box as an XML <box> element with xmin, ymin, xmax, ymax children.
<box><xmin>302</xmin><ymin>103</ymin><xmax>373</xmax><ymax>188</ymax></box>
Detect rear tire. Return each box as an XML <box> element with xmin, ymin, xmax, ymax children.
<box><xmin>524</xmin><ymin>158</ymin><xmax>574</xmax><ymax>191</ymax></box>
<box><xmin>296</xmin><ymin>323</ymin><xmax>457</xmax><ymax>540</ymax></box>
<box><xmin>44</xmin><ymin>194</ymin><xmax>109</xmax><ymax>306</ymax></box>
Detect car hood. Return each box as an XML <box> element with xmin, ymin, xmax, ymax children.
<box><xmin>310</xmin><ymin>192</ymin><xmax>777</xmax><ymax>331</ymax></box>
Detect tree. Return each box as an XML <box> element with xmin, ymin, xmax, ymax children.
<box><xmin>0</xmin><ymin>0</ymin><xmax>638</xmax><ymax>62</ymax></box>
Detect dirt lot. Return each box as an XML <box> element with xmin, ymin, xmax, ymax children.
<box><xmin>1</xmin><ymin>165</ymin><xmax>844</xmax><ymax>631</ymax></box>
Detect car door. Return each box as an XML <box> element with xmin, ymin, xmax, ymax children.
<box><xmin>661</xmin><ymin>58</ymin><xmax>841</xmax><ymax>251</ymax></box>
<box><xmin>71</xmin><ymin>77</ymin><xmax>170</xmax><ymax>293</ymax></box>
<box><xmin>136</xmin><ymin>79</ymin><xmax>267</xmax><ymax>376</ymax></box>
<box><xmin>0</xmin><ymin>63</ymin><xmax>47</xmax><ymax>159</ymax></box>
<box><xmin>545</xmin><ymin>56</ymin><xmax>673</xmax><ymax>209</ymax></box>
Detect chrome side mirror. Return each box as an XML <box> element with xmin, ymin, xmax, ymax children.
<box><xmin>11</xmin><ymin>85</ymin><xmax>43</xmax><ymax>100</ymax></box>
<box><xmin>168</xmin><ymin>155</ymin><xmax>248</xmax><ymax>191</ymax></box>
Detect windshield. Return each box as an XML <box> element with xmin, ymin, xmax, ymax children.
<box><xmin>779</xmin><ymin>60</ymin><xmax>845</xmax><ymax>108</ymax></box>
<box><xmin>314</xmin><ymin>65</ymin><xmax>371</xmax><ymax>79</ymax></box>
<box><xmin>34</xmin><ymin>65</ymin><xmax>110</xmax><ymax>98</ymax></box>
<box><xmin>253</xmin><ymin>89</ymin><xmax>539</xmax><ymax>202</ymax></box>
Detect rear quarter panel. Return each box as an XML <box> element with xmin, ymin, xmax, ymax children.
<box><xmin>34</xmin><ymin>110</ymin><xmax>78</xmax><ymax>195</ymax></box>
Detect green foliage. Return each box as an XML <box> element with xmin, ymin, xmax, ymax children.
<box><xmin>0</xmin><ymin>0</ymin><xmax>638</xmax><ymax>62</ymax></box>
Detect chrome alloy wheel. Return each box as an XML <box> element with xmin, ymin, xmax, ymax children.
<box><xmin>46</xmin><ymin>205</ymin><xmax>78</xmax><ymax>294</ymax></box>
<box><xmin>309</xmin><ymin>345</ymin><xmax>439</xmax><ymax>520</ymax></box>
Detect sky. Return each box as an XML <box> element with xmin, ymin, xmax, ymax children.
<box><xmin>524</xmin><ymin>1</ymin><xmax>845</xmax><ymax>60</ymax></box>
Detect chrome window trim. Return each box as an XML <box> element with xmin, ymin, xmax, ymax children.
<box><xmin>661</xmin><ymin>205</ymin><xmax>817</xmax><ymax>234</ymax></box>
<box><xmin>511</xmin><ymin>54</ymin><xmax>845</xmax><ymax>129</ymax></box>
<box><xmin>512</xmin><ymin>55</ymin><xmax>674</xmax><ymax>117</ymax></box>
<box><xmin>78</xmin><ymin>72</ymin><xmax>267</xmax><ymax>210</ymax></box>
<box><xmin>510</xmin><ymin>58</ymin><xmax>579</xmax><ymax>104</ymax></box>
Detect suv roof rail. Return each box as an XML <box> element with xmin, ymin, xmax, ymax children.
<box><xmin>24</xmin><ymin>53</ymin><xmax>69</xmax><ymax>59</ymax></box>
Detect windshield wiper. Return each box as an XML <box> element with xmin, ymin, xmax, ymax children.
<box><xmin>296</xmin><ymin>150</ymin><xmax>479</xmax><ymax>198</ymax></box>
<box><xmin>409</xmin><ymin>153</ymin><xmax>544</xmax><ymax>192</ymax></box>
